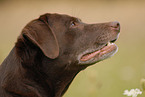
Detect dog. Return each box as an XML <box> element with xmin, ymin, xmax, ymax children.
<box><xmin>0</xmin><ymin>13</ymin><xmax>120</xmax><ymax>97</ymax></box>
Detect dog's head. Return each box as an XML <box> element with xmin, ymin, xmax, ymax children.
<box><xmin>19</xmin><ymin>13</ymin><xmax>120</xmax><ymax>69</ymax></box>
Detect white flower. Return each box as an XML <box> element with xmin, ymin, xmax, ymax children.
<box><xmin>123</xmin><ymin>90</ymin><xmax>132</xmax><ymax>96</ymax></box>
<box><xmin>123</xmin><ymin>88</ymin><xmax>142</xmax><ymax>97</ymax></box>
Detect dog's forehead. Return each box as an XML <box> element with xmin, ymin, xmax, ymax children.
<box><xmin>46</xmin><ymin>13</ymin><xmax>80</xmax><ymax>22</ymax></box>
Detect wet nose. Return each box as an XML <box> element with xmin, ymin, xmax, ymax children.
<box><xmin>110</xmin><ymin>21</ymin><xmax>120</xmax><ymax>31</ymax></box>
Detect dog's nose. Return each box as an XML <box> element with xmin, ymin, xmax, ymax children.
<box><xmin>110</xmin><ymin>21</ymin><xmax>120</xmax><ymax>28</ymax></box>
<box><xmin>110</xmin><ymin>21</ymin><xmax>120</xmax><ymax>32</ymax></box>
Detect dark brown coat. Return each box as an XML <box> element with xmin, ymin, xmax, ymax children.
<box><xmin>0</xmin><ymin>13</ymin><xmax>120</xmax><ymax>97</ymax></box>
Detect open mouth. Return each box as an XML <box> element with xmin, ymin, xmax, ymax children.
<box><xmin>79</xmin><ymin>40</ymin><xmax>118</xmax><ymax>65</ymax></box>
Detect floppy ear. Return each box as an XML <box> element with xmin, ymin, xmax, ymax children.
<box><xmin>22</xmin><ymin>14</ymin><xmax>59</xmax><ymax>59</ymax></box>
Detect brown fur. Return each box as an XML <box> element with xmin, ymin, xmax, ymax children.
<box><xmin>0</xmin><ymin>13</ymin><xmax>120</xmax><ymax>97</ymax></box>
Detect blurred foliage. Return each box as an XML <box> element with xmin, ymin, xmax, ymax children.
<box><xmin>0</xmin><ymin>0</ymin><xmax>145</xmax><ymax>97</ymax></box>
<box><xmin>141</xmin><ymin>79</ymin><xmax>145</xmax><ymax>91</ymax></box>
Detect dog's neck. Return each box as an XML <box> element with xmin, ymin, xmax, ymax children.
<box><xmin>3</xmin><ymin>36</ymin><xmax>79</xmax><ymax>97</ymax></box>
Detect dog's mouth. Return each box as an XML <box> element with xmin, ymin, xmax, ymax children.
<box><xmin>79</xmin><ymin>40</ymin><xmax>118</xmax><ymax>65</ymax></box>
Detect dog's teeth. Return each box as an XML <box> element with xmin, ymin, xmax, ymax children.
<box><xmin>108</xmin><ymin>42</ymin><xmax>111</xmax><ymax>46</ymax></box>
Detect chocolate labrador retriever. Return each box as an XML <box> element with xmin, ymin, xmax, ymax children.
<box><xmin>0</xmin><ymin>13</ymin><xmax>120</xmax><ymax>97</ymax></box>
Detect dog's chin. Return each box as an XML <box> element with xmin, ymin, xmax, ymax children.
<box><xmin>78</xmin><ymin>42</ymin><xmax>118</xmax><ymax>65</ymax></box>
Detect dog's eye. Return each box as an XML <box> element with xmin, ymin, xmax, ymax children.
<box><xmin>70</xmin><ymin>21</ymin><xmax>76</xmax><ymax>27</ymax></box>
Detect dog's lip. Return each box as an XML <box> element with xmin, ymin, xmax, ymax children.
<box><xmin>80</xmin><ymin>42</ymin><xmax>117</xmax><ymax>62</ymax></box>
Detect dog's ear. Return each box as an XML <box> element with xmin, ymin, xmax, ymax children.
<box><xmin>22</xmin><ymin>14</ymin><xmax>59</xmax><ymax>59</ymax></box>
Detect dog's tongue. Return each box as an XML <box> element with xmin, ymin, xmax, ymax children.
<box><xmin>80</xmin><ymin>43</ymin><xmax>117</xmax><ymax>62</ymax></box>
<box><xmin>80</xmin><ymin>50</ymin><xmax>100</xmax><ymax>62</ymax></box>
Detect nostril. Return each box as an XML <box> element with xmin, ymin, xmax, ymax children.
<box><xmin>116</xmin><ymin>22</ymin><xmax>120</xmax><ymax>28</ymax></box>
<box><xmin>110</xmin><ymin>21</ymin><xmax>120</xmax><ymax>28</ymax></box>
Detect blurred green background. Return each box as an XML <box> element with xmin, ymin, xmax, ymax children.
<box><xmin>0</xmin><ymin>0</ymin><xmax>145</xmax><ymax>97</ymax></box>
